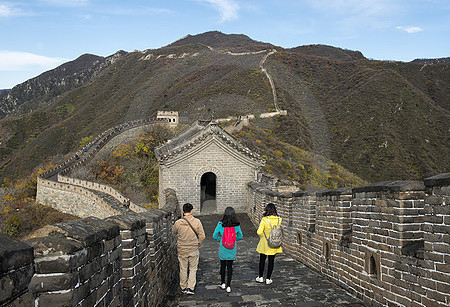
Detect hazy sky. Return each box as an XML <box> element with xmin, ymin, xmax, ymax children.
<box><xmin>1</xmin><ymin>0</ymin><xmax>449</xmax><ymax>89</ymax></box>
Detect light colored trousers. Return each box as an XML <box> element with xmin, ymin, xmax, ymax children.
<box><xmin>178</xmin><ymin>249</ymin><xmax>200</xmax><ymax>290</ymax></box>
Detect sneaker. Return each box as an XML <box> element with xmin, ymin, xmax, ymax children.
<box><xmin>181</xmin><ymin>288</ymin><xmax>188</xmax><ymax>294</ymax></box>
<box><xmin>256</xmin><ymin>276</ymin><xmax>264</xmax><ymax>283</ymax></box>
<box><xmin>185</xmin><ymin>288</ymin><xmax>195</xmax><ymax>295</ymax></box>
<box><xmin>265</xmin><ymin>279</ymin><xmax>273</xmax><ymax>285</ymax></box>
<box><xmin>226</xmin><ymin>287</ymin><xmax>231</xmax><ymax>293</ymax></box>
<box><xmin>220</xmin><ymin>283</ymin><xmax>226</xmax><ymax>290</ymax></box>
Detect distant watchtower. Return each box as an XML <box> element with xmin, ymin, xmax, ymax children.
<box><xmin>157</xmin><ymin>111</ymin><xmax>179</xmax><ymax>126</ymax></box>
<box><xmin>155</xmin><ymin>120</ymin><xmax>264</xmax><ymax>214</ymax></box>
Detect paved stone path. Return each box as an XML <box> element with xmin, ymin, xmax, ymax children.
<box><xmin>169</xmin><ymin>214</ymin><xmax>366</xmax><ymax>306</ymax></box>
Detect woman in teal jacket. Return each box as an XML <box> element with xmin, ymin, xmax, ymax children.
<box><xmin>213</xmin><ymin>207</ymin><xmax>243</xmax><ymax>293</ymax></box>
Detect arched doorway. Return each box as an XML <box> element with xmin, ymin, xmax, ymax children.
<box><xmin>200</xmin><ymin>172</ymin><xmax>216</xmax><ymax>213</ymax></box>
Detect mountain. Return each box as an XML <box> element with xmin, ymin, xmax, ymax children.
<box><xmin>289</xmin><ymin>44</ymin><xmax>366</xmax><ymax>62</ymax></box>
<box><xmin>0</xmin><ymin>31</ymin><xmax>448</xmax><ymax>184</ymax></box>
<box><xmin>0</xmin><ymin>51</ymin><xmax>126</xmax><ymax>119</ymax></box>
<box><xmin>166</xmin><ymin>30</ymin><xmax>273</xmax><ymax>52</ymax></box>
<box><xmin>411</xmin><ymin>57</ymin><xmax>450</xmax><ymax>65</ymax></box>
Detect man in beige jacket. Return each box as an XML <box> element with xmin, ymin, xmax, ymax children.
<box><xmin>172</xmin><ymin>203</ymin><xmax>206</xmax><ymax>295</ymax></box>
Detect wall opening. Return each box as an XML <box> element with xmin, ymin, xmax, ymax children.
<box><xmin>369</xmin><ymin>255</ymin><xmax>377</xmax><ymax>276</ymax></box>
<box><xmin>200</xmin><ymin>172</ymin><xmax>216</xmax><ymax>213</ymax></box>
<box><xmin>288</xmin><ymin>202</ymin><xmax>293</xmax><ymax>227</ymax></box>
<box><xmin>365</xmin><ymin>250</ymin><xmax>380</xmax><ymax>279</ymax></box>
<box><xmin>297</xmin><ymin>231</ymin><xmax>302</xmax><ymax>245</ymax></box>
<box><xmin>324</xmin><ymin>241</ymin><xmax>331</xmax><ymax>261</ymax></box>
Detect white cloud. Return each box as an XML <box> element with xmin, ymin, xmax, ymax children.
<box><xmin>103</xmin><ymin>7</ymin><xmax>172</xmax><ymax>16</ymax></box>
<box><xmin>0</xmin><ymin>3</ymin><xmax>27</xmax><ymax>17</ymax></box>
<box><xmin>40</xmin><ymin>0</ymin><xmax>89</xmax><ymax>7</ymax></box>
<box><xmin>0</xmin><ymin>51</ymin><xmax>67</xmax><ymax>71</ymax></box>
<box><xmin>396</xmin><ymin>26</ymin><xmax>423</xmax><ymax>33</ymax></box>
<box><xmin>197</xmin><ymin>0</ymin><xmax>239</xmax><ymax>22</ymax></box>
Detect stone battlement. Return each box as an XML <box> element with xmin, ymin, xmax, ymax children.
<box><xmin>36</xmin><ymin>118</ymin><xmax>167</xmax><ymax>218</ymax></box>
<box><xmin>1</xmin><ymin>189</ymin><xmax>180</xmax><ymax>306</ymax></box>
<box><xmin>247</xmin><ymin>173</ymin><xmax>450</xmax><ymax>306</ymax></box>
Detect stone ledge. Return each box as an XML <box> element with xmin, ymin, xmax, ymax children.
<box><xmin>352</xmin><ymin>180</ymin><xmax>425</xmax><ymax>193</ymax></box>
<box><xmin>25</xmin><ymin>236</ymin><xmax>87</xmax><ymax>274</ymax></box>
<box><xmin>25</xmin><ymin>236</ymin><xmax>83</xmax><ymax>256</ymax></box>
<box><xmin>316</xmin><ymin>188</ymin><xmax>352</xmax><ymax>197</ymax></box>
<box><xmin>106</xmin><ymin>213</ymin><xmax>146</xmax><ymax>231</ymax></box>
<box><xmin>424</xmin><ymin>173</ymin><xmax>450</xmax><ymax>188</ymax></box>
<box><xmin>139</xmin><ymin>211</ymin><xmax>162</xmax><ymax>223</ymax></box>
<box><xmin>248</xmin><ymin>182</ymin><xmax>288</xmax><ymax>198</ymax></box>
<box><xmin>292</xmin><ymin>190</ymin><xmax>317</xmax><ymax>197</ymax></box>
<box><xmin>0</xmin><ymin>234</ymin><xmax>34</xmax><ymax>274</ymax></box>
<box><xmin>83</xmin><ymin>217</ymin><xmax>120</xmax><ymax>240</ymax></box>
<box><xmin>29</xmin><ymin>219</ymin><xmax>116</xmax><ymax>247</ymax></box>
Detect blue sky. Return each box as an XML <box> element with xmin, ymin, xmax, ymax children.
<box><xmin>0</xmin><ymin>0</ymin><xmax>449</xmax><ymax>89</ymax></box>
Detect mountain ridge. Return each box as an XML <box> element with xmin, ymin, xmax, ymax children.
<box><xmin>0</xmin><ymin>31</ymin><xmax>448</xmax><ymax>184</ymax></box>
<box><xmin>0</xmin><ymin>51</ymin><xmax>127</xmax><ymax>119</ymax></box>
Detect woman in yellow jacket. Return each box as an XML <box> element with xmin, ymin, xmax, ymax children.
<box><xmin>256</xmin><ymin>203</ymin><xmax>282</xmax><ymax>284</ymax></box>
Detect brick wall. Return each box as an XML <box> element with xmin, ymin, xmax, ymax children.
<box><xmin>0</xmin><ymin>234</ymin><xmax>34</xmax><ymax>306</ymax></box>
<box><xmin>36</xmin><ymin>118</ymin><xmax>166</xmax><ymax>219</ymax></box>
<box><xmin>160</xmin><ymin>137</ymin><xmax>257</xmax><ymax>213</ymax></box>
<box><xmin>36</xmin><ymin>178</ymin><xmax>124</xmax><ymax>218</ymax></box>
<box><xmin>1</xmin><ymin>188</ymin><xmax>180</xmax><ymax>307</ymax></box>
<box><xmin>247</xmin><ymin>173</ymin><xmax>450</xmax><ymax>307</ymax></box>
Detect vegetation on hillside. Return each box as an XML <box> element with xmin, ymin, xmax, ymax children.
<box><xmin>0</xmin><ymin>165</ymin><xmax>78</xmax><ymax>238</ymax></box>
<box><xmin>0</xmin><ymin>31</ymin><xmax>448</xmax><ymax>187</ymax></box>
<box><xmin>88</xmin><ymin>125</ymin><xmax>174</xmax><ymax>207</ymax></box>
<box><xmin>233</xmin><ymin>119</ymin><xmax>367</xmax><ymax>189</ymax></box>
<box><xmin>267</xmin><ymin>50</ymin><xmax>449</xmax><ymax>182</ymax></box>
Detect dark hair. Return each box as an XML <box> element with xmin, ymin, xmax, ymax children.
<box><xmin>183</xmin><ymin>203</ymin><xmax>193</xmax><ymax>213</ymax></box>
<box><xmin>221</xmin><ymin>207</ymin><xmax>240</xmax><ymax>227</ymax></box>
<box><xmin>263</xmin><ymin>203</ymin><xmax>278</xmax><ymax>217</ymax></box>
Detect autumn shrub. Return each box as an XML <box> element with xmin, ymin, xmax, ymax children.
<box><xmin>3</xmin><ymin>214</ymin><xmax>22</xmax><ymax>237</ymax></box>
<box><xmin>0</xmin><ymin>163</ymin><xmax>78</xmax><ymax>238</ymax></box>
<box><xmin>92</xmin><ymin>124</ymin><xmax>173</xmax><ymax>206</ymax></box>
<box><xmin>235</xmin><ymin>124</ymin><xmax>366</xmax><ymax>190</ymax></box>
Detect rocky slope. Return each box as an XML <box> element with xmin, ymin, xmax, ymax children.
<box><xmin>0</xmin><ymin>51</ymin><xmax>126</xmax><ymax>119</ymax></box>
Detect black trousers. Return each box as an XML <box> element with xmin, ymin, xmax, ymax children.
<box><xmin>220</xmin><ymin>260</ymin><xmax>233</xmax><ymax>287</ymax></box>
<box><xmin>258</xmin><ymin>254</ymin><xmax>275</xmax><ymax>279</ymax></box>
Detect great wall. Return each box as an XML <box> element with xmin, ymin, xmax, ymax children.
<box><xmin>1</xmin><ymin>113</ymin><xmax>449</xmax><ymax>306</ymax></box>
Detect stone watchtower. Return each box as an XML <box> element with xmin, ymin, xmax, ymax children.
<box><xmin>155</xmin><ymin>120</ymin><xmax>264</xmax><ymax>214</ymax></box>
<box><xmin>156</xmin><ymin>111</ymin><xmax>179</xmax><ymax>126</ymax></box>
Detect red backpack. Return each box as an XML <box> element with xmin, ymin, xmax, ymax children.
<box><xmin>222</xmin><ymin>226</ymin><xmax>236</xmax><ymax>249</ymax></box>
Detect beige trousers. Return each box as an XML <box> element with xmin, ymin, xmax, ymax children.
<box><xmin>178</xmin><ymin>249</ymin><xmax>200</xmax><ymax>290</ymax></box>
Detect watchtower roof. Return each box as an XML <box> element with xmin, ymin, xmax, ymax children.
<box><xmin>155</xmin><ymin>120</ymin><xmax>264</xmax><ymax>164</ymax></box>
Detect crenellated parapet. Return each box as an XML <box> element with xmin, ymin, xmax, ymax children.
<box><xmin>1</xmin><ymin>188</ymin><xmax>180</xmax><ymax>307</ymax></box>
<box><xmin>247</xmin><ymin>173</ymin><xmax>450</xmax><ymax>307</ymax></box>
<box><xmin>36</xmin><ymin>117</ymin><xmax>168</xmax><ymax>218</ymax></box>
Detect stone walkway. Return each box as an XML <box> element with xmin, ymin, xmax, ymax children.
<box><xmin>169</xmin><ymin>214</ymin><xmax>366</xmax><ymax>306</ymax></box>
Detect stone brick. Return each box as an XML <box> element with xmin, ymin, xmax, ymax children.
<box><xmin>29</xmin><ymin>272</ymin><xmax>78</xmax><ymax>292</ymax></box>
<box><xmin>436</xmin><ymin>281</ymin><xmax>450</xmax><ymax>294</ymax></box>
<box><xmin>103</xmin><ymin>238</ymin><xmax>117</xmax><ymax>253</ymax></box>
<box><xmin>37</xmin><ymin>289</ymin><xmax>76</xmax><ymax>306</ymax></box>
<box><xmin>0</xmin><ymin>265</ymin><xmax>34</xmax><ymax>304</ymax></box>
<box><xmin>5</xmin><ymin>290</ymin><xmax>32</xmax><ymax>307</ymax></box>
<box><xmin>0</xmin><ymin>234</ymin><xmax>34</xmax><ymax>274</ymax></box>
<box><xmin>418</xmin><ymin>277</ymin><xmax>436</xmax><ymax>290</ymax></box>
<box><xmin>427</xmin><ymin>289</ymin><xmax>447</xmax><ymax>303</ymax></box>
<box><xmin>87</xmin><ymin>242</ymin><xmax>103</xmax><ymax>261</ymax></box>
